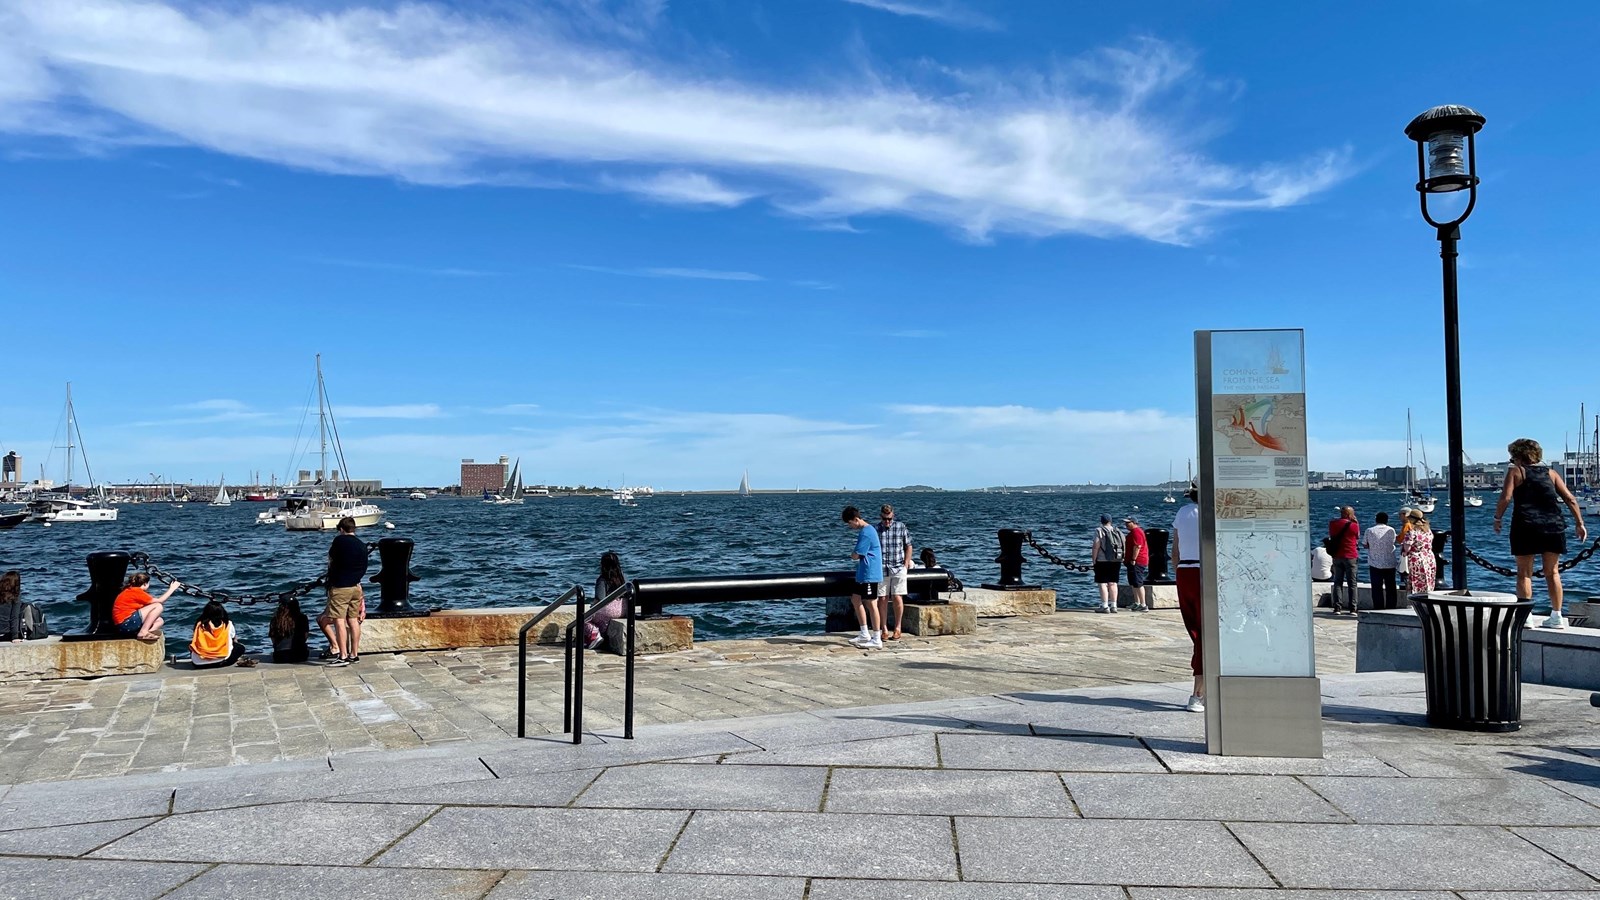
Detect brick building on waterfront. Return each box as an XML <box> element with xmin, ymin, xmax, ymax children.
<box><xmin>460</xmin><ymin>456</ymin><xmax>509</xmax><ymax>496</ymax></box>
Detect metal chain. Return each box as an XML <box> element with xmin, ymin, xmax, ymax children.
<box><xmin>128</xmin><ymin>542</ymin><xmax>379</xmax><ymax>607</ymax></box>
<box><xmin>1464</xmin><ymin>532</ymin><xmax>1600</xmax><ymax>579</ymax></box>
<box><xmin>1023</xmin><ymin>531</ymin><xmax>1095</xmax><ymax>573</ymax></box>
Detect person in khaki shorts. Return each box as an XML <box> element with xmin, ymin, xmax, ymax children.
<box><xmin>875</xmin><ymin>505</ymin><xmax>913</xmax><ymax>641</ymax></box>
<box><xmin>323</xmin><ymin>517</ymin><xmax>368</xmax><ymax>667</ymax></box>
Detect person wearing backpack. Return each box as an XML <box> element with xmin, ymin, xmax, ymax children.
<box><xmin>1091</xmin><ymin>515</ymin><xmax>1124</xmax><ymax>613</ymax></box>
<box><xmin>1</xmin><ymin>569</ymin><xmax>49</xmax><ymax>641</ymax></box>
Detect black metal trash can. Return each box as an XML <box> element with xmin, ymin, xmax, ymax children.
<box><xmin>1411</xmin><ymin>593</ymin><xmax>1533</xmax><ymax>732</ymax></box>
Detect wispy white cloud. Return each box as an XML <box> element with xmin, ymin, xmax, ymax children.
<box><xmin>603</xmin><ymin>170</ymin><xmax>753</xmax><ymax>207</ymax></box>
<box><xmin>337</xmin><ymin>404</ymin><xmax>444</xmax><ymax>420</ymax></box>
<box><xmin>838</xmin><ymin>0</ymin><xmax>1000</xmax><ymax>31</ymax></box>
<box><xmin>571</xmin><ymin>264</ymin><xmax>764</xmax><ymax>282</ymax></box>
<box><xmin>0</xmin><ymin>1</ymin><xmax>1347</xmax><ymax>244</ymax></box>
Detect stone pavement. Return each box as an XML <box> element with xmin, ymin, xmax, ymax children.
<box><xmin>0</xmin><ymin>608</ymin><xmax>1358</xmax><ymax>785</ymax></box>
<box><xmin>4</xmin><ymin>672</ymin><xmax>1600</xmax><ymax>898</ymax></box>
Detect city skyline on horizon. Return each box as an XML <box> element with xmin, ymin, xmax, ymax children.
<box><xmin>3</xmin><ymin>2</ymin><xmax>1598</xmax><ymax>490</ymax></box>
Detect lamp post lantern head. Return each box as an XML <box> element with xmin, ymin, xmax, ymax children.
<box><xmin>1407</xmin><ymin>104</ymin><xmax>1484</xmax><ymax>229</ymax></box>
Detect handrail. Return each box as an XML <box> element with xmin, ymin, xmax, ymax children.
<box><xmin>563</xmin><ymin>582</ymin><xmax>635</xmax><ymax>745</ymax></box>
<box><xmin>516</xmin><ymin>585</ymin><xmax>583</xmax><ymax>739</ymax></box>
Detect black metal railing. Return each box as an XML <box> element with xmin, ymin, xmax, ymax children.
<box><xmin>563</xmin><ymin>582</ymin><xmax>635</xmax><ymax>745</ymax></box>
<box><xmin>516</xmin><ymin>584</ymin><xmax>583</xmax><ymax>739</ymax></box>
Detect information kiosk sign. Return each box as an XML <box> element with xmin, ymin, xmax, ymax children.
<box><xmin>1196</xmin><ymin>329</ymin><xmax>1322</xmax><ymax>757</ymax></box>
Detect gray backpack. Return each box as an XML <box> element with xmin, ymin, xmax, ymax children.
<box><xmin>1</xmin><ymin>603</ymin><xmax>48</xmax><ymax>641</ymax></box>
<box><xmin>1095</xmin><ymin>525</ymin><xmax>1124</xmax><ymax>562</ymax></box>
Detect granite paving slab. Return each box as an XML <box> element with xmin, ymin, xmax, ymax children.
<box><xmin>1120</xmin><ymin>883</ymin><xmax>1459</xmax><ymax>890</ymax></box>
<box><xmin>1145</xmin><ymin>737</ymin><xmax>1404</xmax><ymax>776</ymax></box>
<box><xmin>91</xmin><ymin>801</ymin><xmax>435</xmax><ymax>865</ymax></box>
<box><xmin>373</xmin><ymin>806</ymin><xmax>688</xmax><ymax>871</ymax></box>
<box><xmin>1305</xmin><ymin>775</ymin><xmax>1600</xmax><ymax>825</ymax></box>
<box><xmin>1356</xmin><ymin>740</ymin><xmax>1600</xmax><ymax>780</ymax></box>
<box><xmin>0</xmin><ymin>857</ymin><xmax>206</xmax><ymax>900</ymax></box>
<box><xmin>331</xmin><ymin>767</ymin><xmax>597</xmax><ymax>807</ymax></box>
<box><xmin>937</xmin><ymin>733</ymin><xmax>1164</xmax><ymax>773</ymax></box>
<box><xmin>1458</xmin><ymin>894</ymin><xmax>1600</xmax><ymax>900</ymax></box>
<box><xmin>1511</xmin><ymin>826</ymin><xmax>1600</xmax><ymax>880</ymax></box>
<box><xmin>730</xmin><ymin>717</ymin><xmax>945</xmax><ymax>751</ymax></box>
<box><xmin>1063</xmin><ymin>773</ymin><xmax>1347</xmax><ymax>822</ymax></box>
<box><xmin>488</xmin><ymin>871</ymin><xmax>806</xmax><ymax>899</ymax></box>
<box><xmin>1230</xmin><ymin>823</ymin><xmax>1598</xmax><ymax>890</ymax></box>
<box><xmin>578</xmin><ymin>762</ymin><xmax>826</xmax><ymax>811</ymax></box>
<box><xmin>480</xmin><ymin>732</ymin><xmax>761</xmax><ymax>776</ymax></box>
<box><xmin>163</xmin><ymin>864</ymin><xmax>500</xmax><ymax>899</ymax></box>
<box><xmin>0</xmin><ymin>780</ymin><xmax>174</xmax><ymax>831</ymax></box>
<box><xmin>0</xmin><ymin>816</ymin><xmax>159</xmax><ymax>857</ymax></box>
<box><xmin>664</xmin><ymin>810</ymin><xmax>957</xmax><ymax>879</ymax></box>
<box><xmin>956</xmin><ymin>818</ymin><xmax>1271</xmax><ymax>887</ymax></box>
<box><xmin>172</xmin><ymin>756</ymin><xmax>496</xmax><ymax>812</ymax></box>
<box><xmin>825</xmin><ymin>768</ymin><xmax>1077</xmax><ymax>817</ymax></box>
<box><xmin>722</xmin><ymin>733</ymin><xmax>939</xmax><ymax>768</ymax></box>
<box><xmin>811</xmin><ymin>881</ymin><xmax>1124</xmax><ymax>899</ymax></box>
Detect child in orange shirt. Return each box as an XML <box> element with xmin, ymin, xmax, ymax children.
<box><xmin>112</xmin><ymin>573</ymin><xmax>180</xmax><ymax>641</ymax></box>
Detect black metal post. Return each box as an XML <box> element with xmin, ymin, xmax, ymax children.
<box><xmin>624</xmin><ymin>585</ymin><xmax>636</xmax><ymax>740</ymax></box>
<box><xmin>1439</xmin><ymin>224</ymin><xmax>1469</xmax><ymax>594</ymax></box>
<box><xmin>517</xmin><ymin>628</ymin><xmax>528</xmax><ymax>738</ymax></box>
<box><xmin>572</xmin><ymin>592</ymin><xmax>587</xmax><ymax>745</ymax></box>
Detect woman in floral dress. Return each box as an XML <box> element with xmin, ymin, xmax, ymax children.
<box><xmin>1400</xmin><ymin>509</ymin><xmax>1436</xmax><ymax>596</ymax></box>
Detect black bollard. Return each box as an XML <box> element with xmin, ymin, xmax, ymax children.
<box><xmin>74</xmin><ymin>551</ymin><xmax>131</xmax><ymax>638</ymax></box>
<box><xmin>368</xmin><ymin>537</ymin><xmax>426</xmax><ymax>618</ymax></box>
<box><xmin>982</xmin><ymin>528</ymin><xmax>1042</xmax><ymax>591</ymax></box>
<box><xmin>1146</xmin><ymin>527</ymin><xmax>1173</xmax><ymax>584</ymax></box>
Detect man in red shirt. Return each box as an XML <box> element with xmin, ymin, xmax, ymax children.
<box><xmin>1123</xmin><ymin>515</ymin><xmax>1150</xmax><ymax>612</ymax></box>
<box><xmin>1327</xmin><ymin>507</ymin><xmax>1361</xmax><ymax>614</ymax></box>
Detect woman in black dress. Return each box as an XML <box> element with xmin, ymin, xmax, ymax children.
<box><xmin>1494</xmin><ymin>438</ymin><xmax>1588</xmax><ymax>628</ymax></box>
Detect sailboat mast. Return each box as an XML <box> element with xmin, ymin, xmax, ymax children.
<box><xmin>316</xmin><ymin>354</ymin><xmax>327</xmax><ymax>485</ymax></box>
<box><xmin>65</xmin><ymin>383</ymin><xmax>75</xmax><ymax>486</ymax></box>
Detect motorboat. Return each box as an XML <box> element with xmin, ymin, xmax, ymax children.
<box><xmin>27</xmin><ymin>494</ymin><xmax>118</xmax><ymax>523</ymax></box>
<box><xmin>0</xmin><ymin>508</ymin><xmax>27</xmax><ymax>529</ymax></box>
<box><xmin>408</xmin><ymin>491</ymin><xmax>428</xmax><ymax>501</ymax></box>
<box><xmin>616</xmin><ymin>489</ymin><xmax>639</xmax><ymax>508</ymax></box>
<box><xmin>257</xmin><ymin>496</ymin><xmax>309</xmax><ymax>525</ymax></box>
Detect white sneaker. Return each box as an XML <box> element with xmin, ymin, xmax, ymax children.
<box><xmin>1542</xmin><ymin>612</ymin><xmax>1568</xmax><ymax>630</ymax></box>
<box><xmin>849</xmin><ymin>633</ymin><xmax>873</xmax><ymax>647</ymax></box>
<box><xmin>1185</xmin><ymin>694</ymin><xmax>1206</xmax><ymax>713</ymax></box>
<box><xmin>865</xmin><ymin>636</ymin><xmax>883</xmax><ymax>649</ymax></box>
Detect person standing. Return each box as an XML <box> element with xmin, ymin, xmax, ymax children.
<box><xmin>1363</xmin><ymin>511</ymin><xmax>1399</xmax><ymax>610</ymax></box>
<box><xmin>323</xmin><ymin>517</ymin><xmax>368</xmax><ymax>666</ymax></box>
<box><xmin>1327</xmin><ymin>507</ymin><xmax>1361</xmax><ymax>614</ymax></box>
<box><xmin>1123</xmin><ymin>515</ymin><xmax>1150</xmax><ymax>612</ymax></box>
<box><xmin>1171</xmin><ymin>484</ymin><xmax>1204</xmax><ymax>712</ymax></box>
<box><xmin>875</xmin><ymin>505</ymin><xmax>913</xmax><ymax>641</ymax></box>
<box><xmin>1400</xmin><ymin>510</ymin><xmax>1437</xmax><ymax>597</ymax></box>
<box><xmin>1090</xmin><ymin>515</ymin><xmax>1124</xmax><ymax>613</ymax></box>
<box><xmin>1495</xmin><ymin>438</ymin><xmax>1588</xmax><ymax>629</ymax></box>
<box><xmin>842</xmin><ymin>506</ymin><xmax>884</xmax><ymax>649</ymax></box>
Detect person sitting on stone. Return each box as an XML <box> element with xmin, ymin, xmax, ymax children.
<box><xmin>190</xmin><ymin>600</ymin><xmax>252</xmax><ymax>668</ymax></box>
<box><xmin>112</xmin><ymin>572</ymin><xmax>181</xmax><ymax>642</ymax></box>
<box><xmin>585</xmin><ymin>551</ymin><xmax>628</xmax><ymax>651</ymax></box>
<box><xmin>269</xmin><ymin>599</ymin><xmax>311</xmax><ymax>664</ymax></box>
<box><xmin>918</xmin><ymin>548</ymin><xmax>964</xmax><ymax>593</ymax></box>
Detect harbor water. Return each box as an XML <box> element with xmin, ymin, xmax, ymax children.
<box><xmin>2</xmin><ymin>490</ymin><xmax>1593</xmax><ymax>656</ymax></box>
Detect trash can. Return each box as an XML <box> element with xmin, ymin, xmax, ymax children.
<box><xmin>1410</xmin><ymin>591</ymin><xmax>1532</xmax><ymax>732</ymax></box>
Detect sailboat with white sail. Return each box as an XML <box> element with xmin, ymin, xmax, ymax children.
<box><xmin>1162</xmin><ymin>462</ymin><xmax>1176</xmax><ymax>503</ymax></box>
<box><xmin>209</xmin><ymin>477</ymin><xmax>232</xmax><ymax>507</ymax></box>
<box><xmin>1416</xmin><ymin>435</ymin><xmax>1437</xmax><ymax>514</ymax></box>
<box><xmin>26</xmin><ymin>384</ymin><xmax>117</xmax><ymax>523</ymax></box>
<box><xmin>484</xmin><ymin>458</ymin><xmax>526</xmax><ymax>504</ymax></box>
<box><xmin>283</xmin><ymin>355</ymin><xmax>384</xmax><ymax>531</ymax></box>
<box><xmin>738</xmin><ymin>470</ymin><xmax>752</xmax><ymax>498</ymax></box>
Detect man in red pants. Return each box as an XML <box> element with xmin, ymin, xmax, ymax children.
<box><xmin>1171</xmin><ymin>483</ymin><xmax>1204</xmax><ymax>712</ymax></box>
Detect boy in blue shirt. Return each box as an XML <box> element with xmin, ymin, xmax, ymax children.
<box><xmin>842</xmin><ymin>506</ymin><xmax>884</xmax><ymax>648</ymax></box>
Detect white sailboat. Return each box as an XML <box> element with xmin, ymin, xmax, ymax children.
<box><xmin>209</xmin><ymin>476</ymin><xmax>233</xmax><ymax>507</ymax></box>
<box><xmin>1162</xmin><ymin>462</ymin><xmax>1176</xmax><ymax>503</ymax></box>
<box><xmin>284</xmin><ymin>355</ymin><xmax>384</xmax><ymax>531</ymax></box>
<box><xmin>738</xmin><ymin>470</ymin><xmax>752</xmax><ymax>498</ymax></box>
<box><xmin>484</xmin><ymin>458</ymin><xmax>526</xmax><ymax>504</ymax></box>
<box><xmin>26</xmin><ymin>384</ymin><xmax>117</xmax><ymax>523</ymax></box>
<box><xmin>1416</xmin><ymin>434</ymin><xmax>1437</xmax><ymax>514</ymax></box>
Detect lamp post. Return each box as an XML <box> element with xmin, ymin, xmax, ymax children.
<box><xmin>1406</xmin><ymin>104</ymin><xmax>1485</xmax><ymax>594</ymax></box>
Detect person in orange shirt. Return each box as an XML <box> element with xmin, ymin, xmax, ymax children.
<box><xmin>190</xmin><ymin>600</ymin><xmax>251</xmax><ymax>668</ymax></box>
<box><xmin>112</xmin><ymin>572</ymin><xmax>180</xmax><ymax>641</ymax></box>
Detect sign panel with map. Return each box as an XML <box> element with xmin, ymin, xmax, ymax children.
<box><xmin>1207</xmin><ymin>330</ymin><xmax>1314</xmax><ymax>678</ymax></box>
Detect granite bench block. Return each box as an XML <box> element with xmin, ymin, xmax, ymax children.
<box><xmin>0</xmin><ymin>635</ymin><xmax>163</xmax><ymax>683</ymax></box>
<box><xmin>607</xmin><ymin>615</ymin><xmax>694</xmax><ymax>653</ymax></box>
<box><xmin>901</xmin><ymin>600</ymin><xmax>976</xmax><ymax>636</ymax></box>
<box><xmin>359</xmin><ymin>606</ymin><xmax>572</xmax><ymax>653</ymax></box>
<box><xmin>963</xmin><ymin>587</ymin><xmax>1057</xmax><ymax>617</ymax></box>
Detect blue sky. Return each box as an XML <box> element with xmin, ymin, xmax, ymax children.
<box><xmin>1</xmin><ymin>0</ymin><xmax>1597</xmax><ymax>490</ymax></box>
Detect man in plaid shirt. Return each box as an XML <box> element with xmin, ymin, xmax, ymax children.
<box><xmin>876</xmin><ymin>504</ymin><xmax>914</xmax><ymax>641</ymax></box>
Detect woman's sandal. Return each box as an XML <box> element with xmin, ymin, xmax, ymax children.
<box><xmin>238</xmin><ymin>658</ymin><xmax>259</xmax><ymax>668</ymax></box>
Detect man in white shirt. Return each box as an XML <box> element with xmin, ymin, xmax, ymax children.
<box><xmin>1363</xmin><ymin>511</ymin><xmax>1399</xmax><ymax>610</ymax></box>
<box><xmin>1170</xmin><ymin>483</ymin><xmax>1204</xmax><ymax>713</ymax></box>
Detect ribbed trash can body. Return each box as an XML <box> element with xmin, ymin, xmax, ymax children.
<box><xmin>1410</xmin><ymin>592</ymin><xmax>1533</xmax><ymax>732</ymax></box>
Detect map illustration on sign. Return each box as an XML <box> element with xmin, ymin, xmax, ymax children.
<box><xmin>1216</xmin><ymin>488</ymin><xmax>1308</xmax><ymax>523</ymax></box>
<box><xmin>1215</xmin><ymin>528</ymin><xmax>1315</xmax><ymax>677</ymax></box>
<box><xmin>1213</xmin><ymin>393</ymin><xmax>1307</xmax><ymax>458</ymax></box>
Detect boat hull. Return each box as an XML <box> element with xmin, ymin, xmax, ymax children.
<box><xmin>285</xmin><ymin>506</ymin><xmax>384</xmax><ymax>531</ymax></box>
<box><xmin>35</xmin><ymin>507</ymin><xmax>119</xmax><ymax>523</ymax></box>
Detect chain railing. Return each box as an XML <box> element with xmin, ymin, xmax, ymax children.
<box><xmin>1464</xmin><ymin>532</ymin><xmax>1600</xmax><ymax>580</ymax></box>
<box><xmin>128</xmin><ymin>542</ymin><xmax>378</xmax><ymax>607</ymax></box>
<box><xmin>1022</xmin><ymin>531</ymin><xmax>1095</xmax><ymax>573</ymax></box>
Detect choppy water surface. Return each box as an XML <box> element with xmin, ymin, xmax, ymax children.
<box><xmin>2</xmin><ymin>490</ymin><xmax>1592</xmax><ymax>655</ymax></box>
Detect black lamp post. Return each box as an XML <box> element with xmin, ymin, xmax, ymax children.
<box><xmin>1406</xmin><ymin>104</ymin><xmax>1485</xmax><ymax>594</ymax></box>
